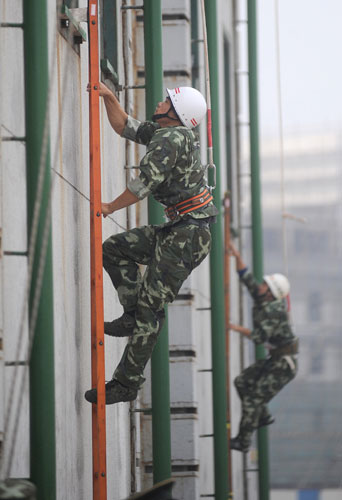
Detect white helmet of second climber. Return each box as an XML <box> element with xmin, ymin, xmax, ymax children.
<box><xmin>166</xmin><ymin>86</ymin><xmax>207</xmax><ymax>129</ymax></box>
<box><xmin>264</xmin><ymin>273</ymin><xmax>290</xmax><ymax>300</ymax></box>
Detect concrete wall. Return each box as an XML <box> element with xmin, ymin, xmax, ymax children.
<box><xmin>0</xmin><ymin>0</ymin><xmax>30</xmax><ymax>479</ymax></box>
<box><xmin>0</xmin><ymin>0</ymin><xmax>249</xmax><ymax>499</ymax></box>
<box><xmin>271</xmin><ymin>490</ymin><xmax>342</xmax><ymax>500</ymax></box>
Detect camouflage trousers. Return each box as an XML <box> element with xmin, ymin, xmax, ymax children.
<box><xmin>234</xmin><ymin>355</ymin><xmax>297</xmax><ymax>448</ymax></box>
<box><xmin>0</xmin><ymin>479</ymin><xmax>36</xmax><ymax>499</ymax></box>
<box><xmin>103</xmin><ymin>221</ymin><xmax>211</xmax><ymax>389</ymax></box>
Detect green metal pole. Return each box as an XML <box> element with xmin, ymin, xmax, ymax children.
<box><xmin>143</xmin><ymin>0</ymin><xmax>172</xmax><ymax>484</ymax></box>
<box><xmin>23</xmin><ymin>1</ymin><xmax>56</xmax><ymax>500</ymax></box>
<box><xmin>191</xmin><ymin>0</ymin><xmax>200</xmax><ymax>89</ymax></box>
<box><xmin>204</xmin><ymin>2</ymin><xmax>229</xmax><ymax>498</ymax></box>
<box><xmin>247</xmin><ymin>1</ymin><xmax>270</xmax><ymax>499</ymax></box>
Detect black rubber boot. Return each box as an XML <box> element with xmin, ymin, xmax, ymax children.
<box><xmin>84</xmin><ymin>379</ymin><xmax>138</xmax><ymax>405</ymax></box>
<box><xmin>258</xmin><ymin>414</ymin><xmax>275</xmax><ymax>428</ymax></box>
<box><xmin>104</xmin><ymin>311</ymin><xmax>135</xmax><ymax>337</ymax></box>
<box><xmin>230</xmin><ymin>436</ymin><xmax>249</xmax><ymax>453</ymax></box>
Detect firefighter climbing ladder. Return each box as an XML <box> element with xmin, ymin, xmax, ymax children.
<box><xmin>87</xmin><ymin>1</ymin><xmax>107</xmax><ymax>499</ymax></box>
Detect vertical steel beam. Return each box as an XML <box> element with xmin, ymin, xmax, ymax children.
<box><xmin>191</xmin><ymin>0</ymin><xmax>200</xmax><ymax>89</ymax></box>
<box><xmin>224</xmin><ymin>193</ymin><xmax>233</xmax><ymax>499</ymax></box>
<box><xmin>247</xmin><ymin>1</ymin><xmax>270</xmax><ymax>499</ymax></box>
<box><xmin>204</xmin><ymin>1</ymin><xmax>229</xmax><ymax>498</ymax></box>
<box><xmin>143</xmin><ymin>0</ymin><xmax>172</xmax><ymax>485</ymax></box>
<box><xmin>88</xmin><ymin>1</ymin><xmax>107</xmax><ymax>499</ymax></box>
<box><xmin>223</xmin><ymin>58</ymin><xmax>234</xmax><ymax>499</ymax></box>
<box><xmin>23</xmin><ymin>1</ymin><xmax>56</xmax><ymax>499</ymax></box>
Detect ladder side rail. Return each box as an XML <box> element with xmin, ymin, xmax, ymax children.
<box><xmin>88</xmin><ymin>2</ymin><xmax>107</xmax><ymax>499</ymax></box>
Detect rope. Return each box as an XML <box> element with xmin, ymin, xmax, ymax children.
<box><xmin>52</xmin><ymin>169</ymin><xmax>127</xmax><ymax>231</ymax></box>
<box><xmin>199</xmin><ymin>0</ymin><xmax>216</xmax><ymax>190</ymax></box>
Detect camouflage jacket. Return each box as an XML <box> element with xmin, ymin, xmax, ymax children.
<box><xmin>122</xmin><ymin>116</ymin><xmax>218</xmax><ymax>222</ymax></box>
<box><xmin>240</xmin><ymin>270</ymin><xmax>295</xmax><ymax>347</ymax></box>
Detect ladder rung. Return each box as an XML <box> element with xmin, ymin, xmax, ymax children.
<box><xmin>4</xmin><ymin>251</ymin><xmax>28</xmax><ymax>256</ymax></box>
<box><xmin>5</xmin><ymin>361</ymin><xmax>28</xmax><ymax>366</ymax></box>
<box><xmin>121</xmin><ymin>5</ymin><xmax>144</xmax><ymax>10</ymax></box>
<box><xmin>1</xmin><ymin>136</ymin><xmax>26</xmax><ymax>142</ymax></box>
<box><xmin>0</xmin><ymin>23</ymin><xmax>24</xmax><ymax>28</ymax></box>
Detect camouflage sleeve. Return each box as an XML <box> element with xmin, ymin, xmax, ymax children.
<box><xmin>127</xmin><ymin>130</ymin><xmax>178</xmax><ymax>200</ymax></box>
<box><xmin>121</xmin><ymin>115</ymin><xmax>160</xmax><ymax>145</ymax></box>
<box><xmin>250</xmin><ymin>328</ymin><xmax>267</xmax><ymax>344</ymax></box>
<box><xmin>240</xmin><ymin>270</ymin><xmax>260</xmax><ymax>300</ymax></box>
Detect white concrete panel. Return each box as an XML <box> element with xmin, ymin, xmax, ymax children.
<box><xmin>164</xmin><ymin>74</ymin><xmax>192</xmax><ymax>89</ymax></box>
<box><xmin>162</xmin><ymin>21</ymin><xmax>191</xmax><ymax>73</ymax></box>
<box><xmin>162</xmin><ymin>0</ymin><xmax>190</xmax><ymax>19</ymax></box>
<box><xmin>140</xmin><ymin>413</ymin><xmax>153</xmax><ymax>466</ymax></box>
<box><xmin>53</xmin><ymin>35</ymin><xmax>89</xmax><ymax>201</ymax></box>
<box><xmin>169</xmin><ymin>302</ymin><xmax>196</xmax><ymax>348</ymax></box>
<box><xmin>3</xmin><ymin>366</ymin><xmax>30</xmax><ymax>478</ymax></box>
<box><xmin>171</xmin><ymin>414</ymin><xmax>199</xmax><ymax>462</ymax></box>
<box><xmin>0</xmin><ymin>255</ymin><xmax>3</xmax><ymax>435</ymax></box>
<box><xmin>135</xmin><ymin>20</ymin><xmax>191</xmax><ymax>75</ymax></box>
<box><xmin>198</xmin><ymin>433</ymin><xmax>215</xmax><ymax>497</ymax></box>
<box><xmin>270</xmin><ymin>491</ymin><xmax>296</xmax><ymax>500</ymax></box>
<box><xmin>1</xmin><ymin>142</ymin><xmax>27</xmax><ymax>252</ymax></box>
<box><xmin>0</xmin><ymin>1</ymin><xmax>23</xmax><ymax>22</ymax></box>
<box><xmin>322</xmin><ymin>490</ymin><xmax>342</xmax><ymax>500</ymax></box>
<box><xmin>0</xmin><ymin>26</ymin><xmax>25</xmax><ymax>137</ymax></box>
<box><xmin>2</xmin><ymin>256</ymin><xmax>28</xmax><ymax>361</ymax></box>
<box><xmin>170</xmin><ymin>356</ymin><xmax>197</xmax><ymax>406</ymax></box>
<box><xmin>172</xmin><ymin>473</ymin><xmax>198</xmax><ymax>500</ymax></box>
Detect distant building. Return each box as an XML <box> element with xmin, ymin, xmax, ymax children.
<box><xmin>260</xmin><ymin>133</ymin><xmax>342</xmax><ymax>490</ymax></box>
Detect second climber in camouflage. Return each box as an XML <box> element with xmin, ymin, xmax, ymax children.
<box><xmin>228</xmin><ymin>242</ymin><xmax>298</xmax><ymax>453</ymax></box>
<box><xmin>85</xmin><ymin>83</ymin><xmax>217</xmax><ymax>405</ymax></box>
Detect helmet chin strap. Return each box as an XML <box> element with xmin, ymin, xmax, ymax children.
<box><xmin>152</xmin><ymin>105</ymin><xmax>180</xmax><ymax>123</ymax></box>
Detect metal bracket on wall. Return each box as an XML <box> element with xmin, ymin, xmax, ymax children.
<box><xmin>121</xmin><ymin>5</ymin><xmax>144</xmax><ymax>10</ymax></box>
<box><xmin>100</xmin><ymin>58</ymin><xmax>119</xmax><ymax>88</ymax></box>
<box><xmin>59</xmin><ymin>5</ymin><xmax>87</xmax><ymax>44</ymax></box>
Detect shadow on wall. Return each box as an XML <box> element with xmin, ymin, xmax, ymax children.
<box><xmin>125</xmin><ymin>478</ymin><xmax>179</xmax><ymax>500</ymax></box>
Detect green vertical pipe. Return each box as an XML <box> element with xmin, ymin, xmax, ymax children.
<box><xmin>143</xmin><ymin>0</ymin><xmax>172</xmax><ymax>484</ymax></box>
<box><xmin>247</xmin><ymin>1</ymin><xmax>270</xmax><ymax>499</ymax></box>
<box><xmin>191</xmin><ymin>0</ymin><xmax>199</xmax><ymax>89</ymax></box>
<box><xmin>23</xmin><ymin>1</ymin><xmax>56</xmax><ymax>500</ymax></box>
<box><xmin>204</xmin><ymin>1</ymin><xmax>229</xmax><ymax>498</ymax></box>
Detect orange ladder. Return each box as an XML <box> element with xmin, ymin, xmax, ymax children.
<box><xmin>88</xmin><ymin>1</ymin><xmax>107</xmax><ymax>499</ymax></box>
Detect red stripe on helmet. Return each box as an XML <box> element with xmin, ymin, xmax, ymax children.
<box><xmin>175</xmin><ymin>87</ymin><xmax>180</xmax><ymax>94</ymax></box>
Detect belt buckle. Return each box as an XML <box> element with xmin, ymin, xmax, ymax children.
<box><xmin>170</xmin><ymin>209</ymin><xmax>179</xmax><ymax>221</ymax></box>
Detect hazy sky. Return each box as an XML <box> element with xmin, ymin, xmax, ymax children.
<box><xmin>257</xmin><ymin>0</ymin><xmax>342</xmax><ymax>138</ymax></box>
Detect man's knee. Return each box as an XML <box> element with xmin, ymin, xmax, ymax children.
<box><xmin>234</xmin><ymin>373</ymin><xmax>244</xmax><ymax>390</ymax></box>
<box><xmin>234</xmin><ymin>372</ymin><xmax>250</xmax><ymax>397</ymax></box>
<box><xmin>102</xmin><ymin>235</ymin><xmax>122</xmax><ymax>269</ymax></box>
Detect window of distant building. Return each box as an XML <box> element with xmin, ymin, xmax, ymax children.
<box><xmin>294</xmin><ymin>229</ymin><xmax>329</xmax><ymax>255</ymax></box>
<box><xmin>264</xmin><ymin>228</ymin><xmax>281</xmax><ymax>252</ymax></box>
<box><xmin>310</xmin><ymin>351</ymin><xmax>323</xmax><ymax>375</ymax></box>
<box><xmin>307</xmin><ymin>291</ymin><xmax>321</xmax><ymax>322</ymax></box>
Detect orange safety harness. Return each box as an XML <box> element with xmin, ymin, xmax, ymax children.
<box><xmin>164</xmin><ymin>187</ymin><xmax>213</xmax><ymax>220</ymax></box>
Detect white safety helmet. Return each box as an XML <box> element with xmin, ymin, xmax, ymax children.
<box><xmin>166</xmin><ymin>86</ymin><xmax>207</xmax><ymax>129</ymax></box>
<box><xmin>264</xmin><ymin>273</ymin><xmax>290</xmax><ymax>300</ymax></box>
